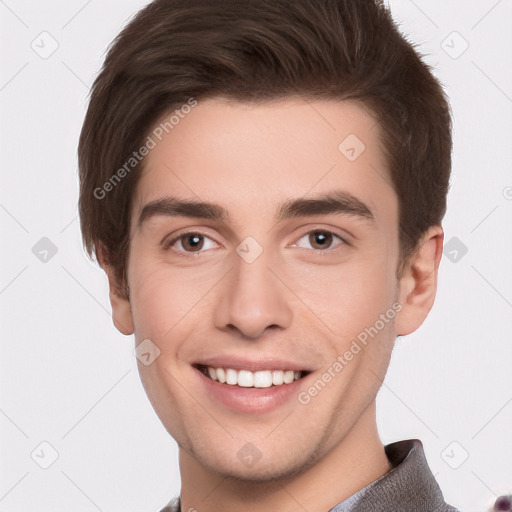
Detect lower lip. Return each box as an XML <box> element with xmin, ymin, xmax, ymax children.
<box><xmin>193</xmin><ymin>367</ymin><xmax>309</xmax><ymax>414</ymax></box>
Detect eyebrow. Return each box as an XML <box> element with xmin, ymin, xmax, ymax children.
<box><xmin>137</xmin><ymin>190</ymin><xmax>375</xmax><ymax>228</ymax></box>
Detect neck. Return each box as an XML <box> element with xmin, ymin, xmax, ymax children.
<box><xmin>179</xmin><ymin>401</ymin><xmax>391</xmax><ymax>512</ymax></box>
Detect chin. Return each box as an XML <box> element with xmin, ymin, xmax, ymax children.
<box><xmin>193</xmin><ymin>444</ymin><xmax>316</xmax><ymax>483</ymax></box>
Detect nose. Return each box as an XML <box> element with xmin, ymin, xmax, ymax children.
<box><xmin>213</xmin><ymin>250</ymin><xmax>293</xmax><ymax>339</ymax></box>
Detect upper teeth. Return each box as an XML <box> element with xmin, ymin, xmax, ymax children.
<box><xmin>205</xmin><ymin>366</ymin><xmax>302</xmax><ymax>388</ymax></box>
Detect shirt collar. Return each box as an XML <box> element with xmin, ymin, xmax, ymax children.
<box><xmin>329</xmin><ymin>439</ymin><xmax>457</xmax><ymax>511</ymax></box>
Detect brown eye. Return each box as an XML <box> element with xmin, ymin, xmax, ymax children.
<box><xmin>308</xmin><ymin>231</ymin><xmax>333</xmax><ymax>249</ymax></box>
<box><xmin>164</xmin><ymin>232</ymin><xmax>218</xmax><ymax>254</ymax></box>
<box><xmin>294</xmin><ymin>230</ymin><xmax>344</xmax><ymax>251</ymax></box>
<box><xmin>180</xmin><ymin>233</ymin><xmax>204</xmax><ymax>252</ymax></box>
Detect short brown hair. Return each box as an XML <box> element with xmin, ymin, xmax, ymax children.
<box><xmin>78</xmin><ymin>0</ymin><xmax>452</xmax><ymax>297</ymax></box>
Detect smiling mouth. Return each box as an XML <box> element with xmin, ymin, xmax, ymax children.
<box><xmin>194</xmin><ymin>364</ymin><xmax>311</xmax><ymax>389</ymax></box>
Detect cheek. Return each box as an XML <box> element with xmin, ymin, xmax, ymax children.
<box><xmin>127</xmin><ymin>254</ymin><xmax>221</xmax><ymax>341</ymax></box>
<box><xmin>130</xmin><ymin>264</ymin><xmax>174</xmax><ymax>339</ymax></box>
<box><xmin>288</xmin><ymin>251</ymin><xmax>397</xmax><ymax>341</ymax></box>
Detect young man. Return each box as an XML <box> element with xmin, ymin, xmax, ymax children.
<box><xmin>78</xmin><ymin>0</ymin><xmax>459</xmax><ymax>510</ymax></box>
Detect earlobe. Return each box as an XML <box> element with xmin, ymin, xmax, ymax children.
<box><xmin>97</xmin><ymin>244</ymin><xmax>135</xmax><ymax>336</ymax></box>
<box><xmin>395</xmin><ymin>226</ymin><xmax>444</xmax><ymax>336</ymax></box>
<box><xmin>108</xmin><ymin>285</ymin><xmax>135</xmax><ymax>336</ymax></box>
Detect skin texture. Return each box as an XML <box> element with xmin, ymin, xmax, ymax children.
<box><xmin>99</xmin><ymin>97</ymin><xmax>444</xmax><ymax>512</ymax></box>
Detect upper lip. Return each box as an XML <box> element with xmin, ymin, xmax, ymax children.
<box><xmin>193</xmin><ymin>356</ymin><xmax>312</xmax><ymax>373</ymax></box>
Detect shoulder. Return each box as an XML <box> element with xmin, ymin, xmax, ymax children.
<box><xmin>158</xmin><ymin>496</ymin><xmax>180</xmax><ymax>512</ymax></box>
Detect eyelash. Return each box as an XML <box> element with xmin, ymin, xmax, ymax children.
<box><xmin>162</xmin><ymin>229</ymin><xmax>348</xmax><ymax>256</ymax></box>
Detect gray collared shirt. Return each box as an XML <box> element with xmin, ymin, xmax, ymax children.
<box><xmin>160</xmin><ymin>439</ymin><xmax>461</xmax><ymax>512</ymax></box>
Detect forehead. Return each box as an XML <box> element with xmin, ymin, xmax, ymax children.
<box><xmin>131</xmin><ymin>97</ymin><xmax>397</xmax><ymax>229</ymax></box>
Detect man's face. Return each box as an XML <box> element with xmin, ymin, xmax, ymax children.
<box><xmin>124</xmin><ymin>97</ymin><xmax>402</xmax><ymax>479</ymax></box>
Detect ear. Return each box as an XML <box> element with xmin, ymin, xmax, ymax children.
<box><xmin>395</xmin><ymin>225</ymin><xmax>444</xmax><ymax>336</ymax></box>
<box><xmin>97</xmin><ymin>244</ymin><xmax>134</xmax><ymax>336</ymax></box>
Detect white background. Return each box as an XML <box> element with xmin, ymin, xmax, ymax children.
<box><xmin>0</xmin><ymin>0</ymin><xmax>511</xmax><ymax>511</ymax></box>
